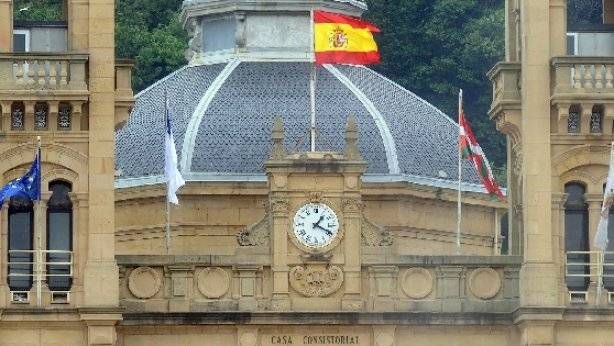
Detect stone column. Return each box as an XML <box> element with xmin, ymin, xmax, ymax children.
<box><xmin>0</xmin><ymin>0</ymin><xmax>12</xmax><ymax>52</ymax></box>
<box><xmin>551</xmin><ymin>193</ymin><xmax>568</xmax><ymax>304</ymax></box>
<box><xmin>587</xmin><ymin>195</ymin><xmax>603</xmax><ymax>305</ymax></box>
<box><xmin>68</xmin><ymin>0</ymin><xmax>89</xmax><ymax>51</ymax></box>
<box><xmin>518</xmin><ymin>0</ymin><xmax>563</xmax><ymax>307</ymax></box>
<box><xmin>0</xmin><ymin>200</ymin><xmax>8</xmax><ymax>307</ymax></box>
<box><xmin>34</xmin><ymin>194</ymin><xmax>50</xmax><ymax>306</ymax></box>
<box><xmin>0</xmin><ymin>101</ymin><xmax>11</xmax><ymax>132</ymax></box>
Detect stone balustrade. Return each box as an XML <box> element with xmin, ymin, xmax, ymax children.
<box><xmin>0</xmin><ymin>53</ymin><xmax>88</xmax><ymax>91</ymax></box>
<box><xmin>487</xmin><ymin>62</ymin><xmax>521</xmax><ymax>116</ymax></box>
<box><xmin>552</xmin><ymin>57</ymin><xmax>614</xmax><ymax>95</ymax></box>
<box><xmin>117</xmin><ymin>255</ymin><xmax>521</xmax><ymax>315</ymax></box>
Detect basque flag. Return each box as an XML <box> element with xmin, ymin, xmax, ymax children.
<box><xmin>0</xmin><ymin>147</ymin><xmax>41</xmax><ymax>204</ymax></box>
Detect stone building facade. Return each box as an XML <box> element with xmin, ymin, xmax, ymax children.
<box><xmin>4</xmin><ymin>0</ymin><xmax>610</xmax><ymax>345</ymax></box>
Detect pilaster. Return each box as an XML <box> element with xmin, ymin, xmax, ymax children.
<box><xmin>0</xmin><ymin>0</ymin><xmax>12</xmax><ymax>52</ymax></box>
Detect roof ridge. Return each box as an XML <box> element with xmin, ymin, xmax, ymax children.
<box><xmin>134</xmin><ymin>65</ymin><xmax>191</xmax><ymax>99</ymax></box>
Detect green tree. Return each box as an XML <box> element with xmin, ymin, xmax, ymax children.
<box><xmin>13</xmin><ymin>0</ymin><xmax>64</xmax><ymax>21</ymax></box>
<box><xmin>365</xmin><ymin>0</ymin><xmax>507</xmax><ymax>174</ymax></box>
<box><xmin>115</xmin><ymin>0</ymin><xmax>188</xmax><ymax>92</ymax></box>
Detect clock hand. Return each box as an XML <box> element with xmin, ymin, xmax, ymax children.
<box><xmin>312</xmin><ymin>215</ymin><xmax>325</xmax><ymax>228</ymax></box>
<box><xmin>314</xmin><ymin>224</ymin><xmax>333</xmax><ymax>236</ymax></box>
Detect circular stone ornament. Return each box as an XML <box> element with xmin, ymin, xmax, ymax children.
<box><xmin>468</xmin><ymin>267</ymin><xmax>502</xmax><ymax>300</ymax></box>
<box><xmin>128</xmin><ymin>267</ymin><xmax>162</xmax><ymax>299</ymax></box>
<box><xmin>197</xmin><ymin>267</ymin><xmax>231</xmax><ymax>299</ymax></box>
<box><xmin>401</xmin><ymin>268</ymin><xmax>433</xmax><ymax>299</ymax></box>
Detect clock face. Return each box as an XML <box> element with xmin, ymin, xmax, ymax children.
<box><xmin>293</xmin><ymin>203</ymin><xmax>339</xmax><ymax>249</ymax></box>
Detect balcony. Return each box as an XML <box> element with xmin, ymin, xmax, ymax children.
<box><xmin>552</xmin><ymin>56</ymin><xmax>614</xmax><ymax>136</ymax></box>
<box><xmin>0</xmin><ymin>53</ymin><xmax>88</xmax><ymax>94</ymax></box>
<box><xmin>487</xmin><ymin>62</ymin><xmax>521</xmax><ymax>139</ymax></box>
<box><xmin>117</xmin><ymin>255</ymin><xmax>521</xmax><ymax>318</ymax></box>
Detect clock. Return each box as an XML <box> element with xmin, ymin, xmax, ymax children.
<box><xmin>293</xmin><ymin>203</ymin><xmax>339</xmax><ymax>249</ymax></box>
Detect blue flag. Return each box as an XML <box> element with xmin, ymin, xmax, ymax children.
<box><xmin>0</xmin><ymin>148</ymin><xmax>41</xmax><ymax>204</ymax></box>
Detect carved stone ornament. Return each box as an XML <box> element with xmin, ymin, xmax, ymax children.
<box><xmin>128</xmin><ymin>267</ymin><xmax>162</xmax><ymax>299</ymax></box>
<box><xmin>362</xmin><ymin>216</ymin><xmax>393</xmax><ymax>247</ymax></box>
<box><xmin>342</xmin><ymin>198</ymin><xmax>364</xmax><ymax>214</ymax></box>
<box><xmin>237</xmin><ymin>216</ymin><xmax>270</xmax><ymax>247</ymax></box>
<box><xmin>197</xmin><ymin>267</ymin><xmax>231</xmax><ymax>299</ymax></box>
<box><xmin>289</xmin><ymin>265</ymin><xmax>344</xmax><ymax>297</ymax></box>
<box><xmin>309</xmin><ymin>191</ymin><xmax>323</xmax><ymax>203</ymax></box>
<box><xmin>401</xmin><ymin>268</ymin><xmax>433</xmax><ymax>299</ymax></box>
<box><xmin>271</xmin><ymin>198</ymin><xmax>289</xmax><ymax>214</ymax></box>
<box><xmin>269</xmin><ymin>116</ymin><xmax>287</xmax><ymax>160</ymax></box>
<box><xmin>468</xmin><ymin>267</ymin><xmax>502</xmax><ymax>300</ymax></box>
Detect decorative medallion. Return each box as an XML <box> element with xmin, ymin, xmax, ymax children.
<box><xmin>128</xmin><ymin>267</ymin><xmax>162</xmax><ymax>299</ymax></box>
<box><xmin>289</xmin><ymin>265</ymin><xmax>344</xmax><ymax>297</ymax></box>
<box><xmin>197</xmin><ymin>267</ymin><xmax>231</xmax><ymax>299</ymax></box>
<box><xmin>401</xmin><ymin>268</ymin><xmax>433</xmax><ymax>300</ymax></box>
<box><xmin>468</xmin><ymin>267</ymin><xmax>501</xmax><ymax>300</ymax></box>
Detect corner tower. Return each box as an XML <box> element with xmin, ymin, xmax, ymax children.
<box><xmin>490</xmin><ymin>0</ymin><xmax>614</xmax><ymax>344</ymax></box>
<box><xmin>0</xmin><ymin>1</ymin><xmax>133</xmax><ymax>345</ymax></box>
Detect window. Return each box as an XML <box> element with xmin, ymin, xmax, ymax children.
<box><xmin>591</xmin><ymin>105</ymin><xmax>604</xmax><ymax>134</ymax></box>
<box><xmin>7</xmin><ymin>195</ymin><xmax>34</xmax><ymax>293</ymax></box>
<box><xmin>202</xmin><ymin>17</ymin><xmax>237</xmax><ymax>53</ymax></box>
<box><xmin>13</xmin><ymin>29</ymin><xmax>30</xmax><ymax>53</ymax></box>
<box><xmin>46</xmin><ymin>181</ymin><xmax>72</xmax><ymax>292</ymax></box>
<box><xmin>34</xmin><ymin>102</ymin><xmax>48</xmax><ymax>130</ymax></box>
<box><xmin>11</xmin><ymin>102</ymin><xmax>25</xmax><ymax>130</ymax></box>
<box><xmin>58</xmin><ymin>103</ymin><xmax>71</xmax><ymax>130</ymax></box>
<box><xmin>568</xmin><ymin>105</ymin><xmax>581</xmax><ymax>133</ymax></box>
<box><xmin>565</xmin><ymin>183</ymin><xmax>590</xmax><ymax>292</ymax></box>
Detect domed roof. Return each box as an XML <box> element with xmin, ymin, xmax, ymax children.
<box><xmin>116</xmin><ymin>61</ymin><xmax>483</xmax><ymax>192</ymax></box>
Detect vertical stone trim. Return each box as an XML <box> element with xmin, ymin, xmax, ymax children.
<box><xmin>436</xmin><ymin>266</ymin><xmax>464</xmax><ymax>313</ymax></box>
<box><xmin>342</xmin><ymin>198</ymin><xmax>363</xmax><ymax>311</ymax></box>
<box><xmin>168</xmin><ymin>265</ymin><xmax>192</xmax><ymax>312</ymax></box>
<box><xmin>0</xmin><ymin>201</ymin><xmax>7</xmax><ymax>308</ymax></box>
<box><xmin>368</xmin><ymin>266</ymin><xmax>398</xmax><ymax>312</ymax></box>
<box><xmin>271</xmin><ymin>198</ymin><xmax>290</xmax><ymax>311</ymax></box>
<box><xmin>0</xmin><ymin>0</ymin><xmax>12</xmax><ymax>52</ymax></box>
<box><xmin>234</xmin><ymin>265</ymin><xmax>262</xmax><ymax>311</ymax></box>
<box><xmin>518</xmin><ymin>0</ymin><xmax>559</xmax><ymax>307</ymax></box>
<box><xmin>0</xmin><ymin>101</ymin><xmax>11</xmax><ymax>131</ymax></box>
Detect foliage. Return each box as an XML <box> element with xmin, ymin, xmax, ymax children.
<box><xmin>115</xmin><ymin>0</ymin><xmax>188</xmax><ymax>92</ymax></box>
<box><xmin>364</xmin><ymin>0</ymin><xmax>507</xmax><ymax>174</ymax></box>
<box><xmin>13</xmin><ymin>0</ymin><xmax>64</xmax><ymax>21</ymax></box>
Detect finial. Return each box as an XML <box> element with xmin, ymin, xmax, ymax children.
<box><xmin>270</xmin><ymin>116</ymin><xmax>287</xmax><ymax>160</ymax></box>
<box><xmin>345</xmin><ymin>114</ymin><xmax>362</xmax><ymax>160</ymax></box>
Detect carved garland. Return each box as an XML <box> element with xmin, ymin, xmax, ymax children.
<box><xmin>289</xmin><ymin>265</ymin><xmax>344</xmax><ymax>297</ymax></box>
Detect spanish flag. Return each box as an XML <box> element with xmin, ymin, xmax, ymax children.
<box><xmin>314</xmin><ymin>10</ymin><xmax>381</xmax><ymax>65</ymax></box>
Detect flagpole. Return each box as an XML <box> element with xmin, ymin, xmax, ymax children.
<box><xmin>310</xmin><ymin>9</ymin><xmax>317</xmax><ymax>152</ymax></box>
<box><xmin>36</xmin><ymin>136</ymin><xmax>42</xmax><ymax>307</ymax></box>
<box><xmin>165</xmin><ymin>93</ymin><xmax>172</xmax><ymax>255</ymax></box>
<box><xmin>457</xmin><ymin>90</ymin><xmax>463</xmax><ymax>255</ymax></box>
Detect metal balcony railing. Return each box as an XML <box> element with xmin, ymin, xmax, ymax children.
<box><xmin>7</xmin><ymin>249</ymin><xmax>73</xmax><ymax>305</ymax></box>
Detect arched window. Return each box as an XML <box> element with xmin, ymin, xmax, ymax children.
<box><xmin>568</xmin><ymin>104</ymin><xmax>581</xmax><ymax>133</ymax></box>
<box><xmin>11</xmin><ymin>102</ymin><xmax>24</xmax><ymax>130</ymax></box>
<box><xmin>7</xmin><ymin>195</ymin><xmax>34</xmax><ymax>293</ymax></box>
<box><xmin>565</xmin><ymin>183</ymin><xmax>590</xmax><ymax>292</ymax></box>
<box><xmin>590</xmin><ymin>104</ymin><xmax>604</xmax><ymax>134</ymax></box>
<box><xmin>34</xmin><ymin>102</ymin><xmax>48</xmax><ymax>130</ymax></box>
<box><xmin>46</xmin><ymin>180</ymin><xmax>72</xmax><ymax>291</ymax></box>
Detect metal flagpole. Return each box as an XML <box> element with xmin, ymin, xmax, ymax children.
<box><xmin>36</xmin><ymin>136</ymin><xmax>42</xmax><ymax>307</ymax></box>
<box><xmin>165</xmin><ymin>92</ymin><xmax>172</xmax><ymax>255</ymax></box>
<box><xmin>457</xmin><ymin>90</ymin><xmax>463</xmax><ymax>255</ymax></box>
<box><xmin>310</xmin><ymin>9</ymin><xmax>317</xmax><ymax>152</ymax></box>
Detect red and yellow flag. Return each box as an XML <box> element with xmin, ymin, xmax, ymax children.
<box><xmin>314</xmin><ymin>10</ymin><xmax>381</xmax><ymax>65</ymax></box>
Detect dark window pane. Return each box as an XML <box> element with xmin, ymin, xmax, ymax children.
<box><xmin>47</xmin><ymin>181</ymin><xmax>72</xmax><ymax>291</ymax></box>
<box><xmin>565</xmin><ymin>183</ymin><xmax>590</xmax><ymax>291</ymax></box>
<box><xmin>8</xmin><ymin>196</ymin><xmax>33</xmax><ymax>291</ymax></box>
<box><xmin>13</xmin><ymin>33</ymin><xmax>26</xmax><ymax>52</ymax></box>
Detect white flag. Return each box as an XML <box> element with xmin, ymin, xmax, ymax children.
<box><xmin>164</xmin><ymin>100</ymin><xmax>185</xmax><ymax>205</ymax></box>
<box><xmin>595</xmin><ymin>143</ymin><xmax>614</xmax><ymax>250</ymax></box>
